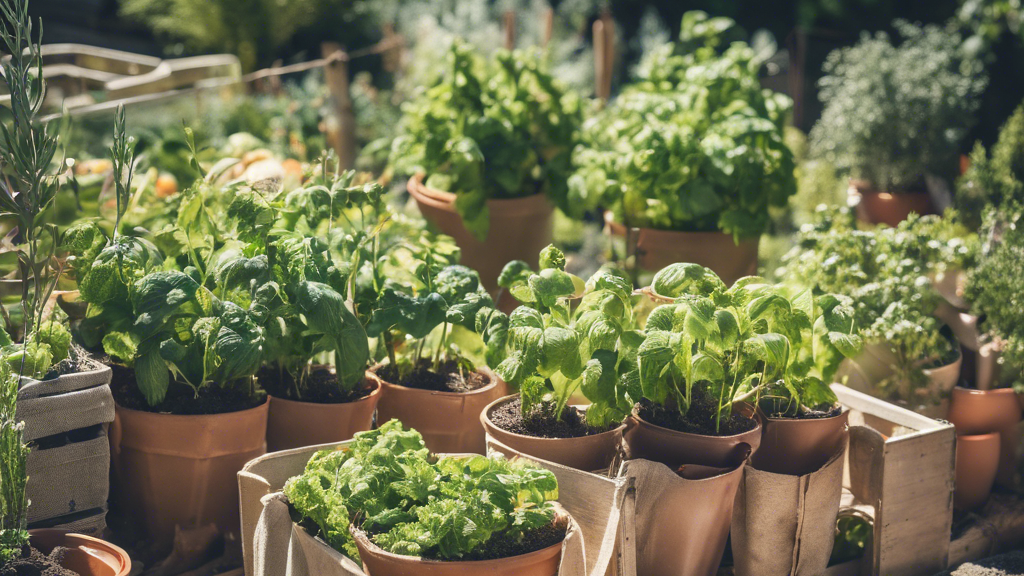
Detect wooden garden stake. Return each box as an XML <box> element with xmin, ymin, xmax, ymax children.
<box><xmin>504</xmin><ymin>10</ymin><xmax>516</xmax><ymax>50</ymax></box>
<box><xmin>542</xmin><ymin>7</ymin><xmax>554</xmax><ymax>48</ymax></box>
<box><xmin>593</xmin><ymin>19</ymin><xmax>607</xmax><ymax>100</ymax></box>
<box><xmin>321</xmin><ymin>42</ymin><xmax>356</xmax><ymax>170</ymax></box>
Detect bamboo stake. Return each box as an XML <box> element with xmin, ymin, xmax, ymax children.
<box><xmin>601</xmin><ymin>9</ymin><xmax>615</xmax><ymax>101</ymax></box>
<box><xmin>593</xmin><ymin>19</ymin><xmax>607</xmax><ymax>100</ymax></box>
<box><xmin>504</xmin><ymin>10</ymin><xmax>516</xmax><ymax>50</ymax></box>
<box><xmin>542</xmin><ymin>7</ymin><xmax>554</xmax><ymax>48</ymax></box>
<box><xmin>321</xmin><ymin>42</ymin><xmax>356</xmax><ymax>170</ymax></box>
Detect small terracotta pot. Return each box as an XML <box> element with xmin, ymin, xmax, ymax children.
<box><xmin>851</xmin><ymin>182</ymin><xmax>933</xmax><ymax>227</ymax></box>
<box><xmin>604</xmin><ymin>212</ymin><xmax>758</xmax><ymax>286</ymax></box>
<box><xmin>266</xmin><ymin>374</ymin><xmax>381</xmax><ymax>452</ymax></box>
<box><xmin>351</xmin><ymin>519</ymin><xmax>564</xmax><ymax>576</ymax></box>
<box><xmin>948</xmin><ymin>386</ymin><xmax>1022</xmax><ymax>487</ymax></box>
<box><xmin>623</xmin><ymin>406</ymin><xmax>762</xmax><ymax>469</ymax></box>
<box><xmin>408</xmin><ymin>174</ymin><xmax>554</xmax><ymax>294</ymax></box>
<box><xmin>750</xmin><ymin>407</ymin><xmax>849</xmax><ymax>476</ymax></box>
<box><xmin>29</xmin><ymin>529</ymin><xmax>131</xmax><ymax>576</ymax></box>
<box><xmin>954</xmin><ymin>433</ymin><xmax>1000</xmax><ymax>511</ymax></box>
<box><xmin>110</xmin><ymin>400</ymin><xmax>269</xmax><ymax>553</ymax></box>
<box><xmin>375</xmin><ymin>368</ymin><xmax>505</xmax><ymax>454</ymax></box>
<box><xmin>481</xmin><ymin>395</ymin><xmax>625</xmax><ymax>471</ymax></box>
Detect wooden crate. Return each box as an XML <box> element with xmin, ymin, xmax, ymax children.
<box><xmin>825</xmin><ymin>384</ymin><xmax>956</xmax><ymax>576</ymax></box>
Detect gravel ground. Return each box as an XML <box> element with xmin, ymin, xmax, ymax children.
<box><xmin>936</xmin><ymin>552</ymin><xmax>1024</xmax><ymax>576</ymax></box>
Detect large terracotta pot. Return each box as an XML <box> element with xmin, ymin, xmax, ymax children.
<box><xmin>750</xmin><ymin>407</ymin><xmax>848</xmax><ymax>476</ymax></box>
<box><xmin>954</xmin><ymin>432</ymin><xmax>1000</xmax><ymax>511</ymax></box>
<box><xmin>266</xmin><ymin>374</ymin><xmax>381</xmax><ymax>452</ymax></box>
<box><xmin>481</xmin><ymin>395</ymin><xmax>625</xmax><ymax>472</ymax></box>
<box><xmin>408</xmin><ymin>174</ymin><xmax>554</xmax><ymax>294</ymax></box>
<box><xmin>604</xmin><ymin>212</ymin><xmax>758</xmax><ymax>286</ymax></box>
<box><xmin>851</xmin><ymin>182</ymin><xmax>933</xmax><ymax>227</ymax></box>
<box><xmin>623</xmin><ymin>406</ymin><xmax>762</xmax><ymax>469</ymax></box>
<box><xmin>376</xmin><ymin>368</ymin><xmax>505</xmax><ymax>454</ymax></box>
<box><xmin>948</xmin><ymin>386</ymin><xmax>1022</xmax><ymax>486</ymax></box>
<box><xmin>110</xmin><ymin>400</ymin><xmax>269</xmax><ymax>553</ymax></box>
<box><xmin>29</xmin><ymin>529</ymin><xmax>131</xmax><ymax>576</ymax></box>
<box><xmin>351</xmin><ymin>520</ymin><xmax>564</xmax><ymax>576</ymax></box>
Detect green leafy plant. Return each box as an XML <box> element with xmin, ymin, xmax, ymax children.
<box><xmin>493</xmin><ymin>245</ymin><xmax>636</xmax><ymax>428</ymax></box>
<box><xmin>634</xmin><ymin>263</ymin><xmax>861</xmax><ymax>429</ymax></box>
<box><xmin>957</xmin><ymin>100</ymin><xmax>1024</xmax><ymax>230</ymax></box>
<box><xmin>0</xmin><ymin>361</ymin><xmax>29</xmax><ymax>563</ymax></box>
<box><xmin>389</xmin><ymin>42</ymin><xmax>583</xmax><ymax>240</ymax></box>
<box><xmin>810</xmin><ymin>20</ymin><xmax>987</xmax><ymax>192</ymax></box>
<box><xmin>284</xmin><ymin>419</ymin><xmax>559</xmax><ymax>561</ymax></box>
<box><xmin>569</xmin><ymin>12</ymin><xmax>795</xmax><ymax>240</ymax></box>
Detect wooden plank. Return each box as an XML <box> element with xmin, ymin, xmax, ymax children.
<box><xmin>834</xmin><ymin>385</ymin><xmax>946</xmax><ymax>432</ymax></box>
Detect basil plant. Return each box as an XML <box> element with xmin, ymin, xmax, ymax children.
<box><xmin>493</xmin><ymin>246</ymin><xmax>638</xmax><ymax>428</ymax></box>
<box><xmin>634</xmin><ymin>263</ymin><xmax>862</xmax><ymax>429</ymax></box>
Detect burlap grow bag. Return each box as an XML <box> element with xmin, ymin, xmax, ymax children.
<box><xmin>240</xmin><ymin>441</ymin><xmax>589</xmax><ymax>576</ymax></box>
<box><xmin>731</xmin><ymin>436</ymin><xmax>848</xmax><ymax>576</ymax></box>
<box><xmin>17</xmin><ymin>361</ymin><xmax>114</xmax><ymax>528</ymax></box>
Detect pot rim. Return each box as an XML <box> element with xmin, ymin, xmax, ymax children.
<box><xmin>268</xmin><ymin>375</ymin><xmax>382</xmax><ymax>406</ymax></box>
<box><xmin>371</xmin><ymin>365</ymin><xmax>500</xmax><ymax>398</ymax></box>
<box><xmin>956</xmin><ymin>431</ymin><xmax>1001</xmax><ymax>442</ymax></box>
<box><xmin>29</xmin><ymin>529</ymin><xmax>131</xmax><ymax>576</ymax></box>
<box><xmin>407</xmin><ymin>173</ymin><xmax>548</xmax><ymax>210</ymax></box>
<box><xmin>629</xmin><ymin>404</ymin><xmax>762</xmax><ymax>440</ymax></box>
<box><xmin>349</xmin><ymin>517</ymin><xmax>565</xmax><ymax>567</ymax></box>
<box><xmin>114</xmin><ymin>395</ymin><xmax>269</xmax><ymax>420</ymax></box>
<box><xmin>848</xmin><ymin>180</ymin><xmax>930</xmax><ymax>196</ymax></box>
<box><xmin>482</xmin><ymin>393</ymin><xmax>627</xmax><ymax>442</ymax></box>
<box><xmin>758</xmin><ymin>403</ymin><xmax>849</xmax><ymax>423</ymax></box>
<box><xmin>952</xmin><ymin>385</ymin><xmax>1019</xmax><ymax>397</ymax></box>
<box><xmin>602</xmin><ymin>210</ymin><xmax>759</xmax><ymax>242</ymax></box>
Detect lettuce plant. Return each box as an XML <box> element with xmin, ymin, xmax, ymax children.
<box><xmin>569</xmin><ymin>12</ymin><xmax>795</xmax><ymax>239</ymax></box>
<box><xmin>389</xmin><ymin>42</ymin><xmax>582</xmax><ymax>240</ymax></box>
<box><xmin>493</xmin><ymin>246</ymin><xmax>636</xmax><ymax>428</ymax></box>
<box><xmin>284</xmin><ymin>419</ymin><xmax>558</xmax><ymax>561</ymax></box>
<box><xmin>634</xmin><ymin>264</ymin><xmax>861</xmax><ymax>428</ymax></box>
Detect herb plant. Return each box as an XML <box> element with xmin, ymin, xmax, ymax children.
<box><xmin>389</xmin><ymin>42</ymin><xmax>583</xmax><ymax>240</ymax></box>
<box><xmin>810</xmin><ymin>21</ymin><xmax>987</xmax><ymax>192</ymax></box>
<box><xmin>569</xmin><ymin>12</ymin><xmax>795</xmax><ymax>239</ymax></box>
<box><xmin>957</xmin><ymin>100</ymin><xmax>1024</xmax><ymax>230</ymax></box>
<box><xmin>0</xmin><ymin>362</ymin><xmax>28</xmax><ymax>563</ymax></box>
<box><xmin>284</xmin><ymin>419</ymin><xmax>559</xmax><ymax>561</ymax></box>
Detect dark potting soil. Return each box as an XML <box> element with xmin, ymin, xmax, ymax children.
<box><xmin>258</xmin><ymin>366</ymin><xmax>375</xmax><ymax>404</ymax></box>
<box><xmin>0</xmin><ymin>545</ymin><xmax>79</xmax><ymax>576</ymax></box>
<box><xmin>490</xmin><ymin>396</ymin><xmax>613</xmax><ymax>439</ymax></box>
<box><xmin>637</xmin><ymin>398</ymin><xmax>757</xmax><ymax>436</ymax></box>
<box><xmin>759</xmin><ymin>400</ymin><xmax>843</xmax><ymax>420</ymax></box>
<box><xmin>418</xmin><ymin>523</ymin><xmax>567</xmax><ymax>562</ymax></box>
<box><xmin>110</xmin><ymin>363</ymin><xmax>264</xmax><ymax>415</ymax></box>
<box><xmin>376</xmin><ymin>359</ymin><xmax>488</xmax><ymax>394</ymax></box>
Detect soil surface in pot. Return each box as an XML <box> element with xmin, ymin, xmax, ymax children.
<box><xmin>110</xmin><ymin>363</ymin><xmax>263</xmax><ymax>415</ymax></box>
<box><xmin>759</xmin><ymin>401</ymin><xmax>843</xmax><ymax>420</ymax></box>
<box><xmin>421</xmin><ymin>524</ymin><xmax>566</xmax><ymax>561</ymax></box>
<box><xmin>490</xmin><ymin>396</ymin><xmax>614</xmax><ymax>438</ymax></box>
<box><xmin>0</xmin><ymin>545</ymin><xmax>80</xmax><ymax>576</ymax></box>
<box><xmin>376</xmin><ymin>359</ymin><xmax>488</xmax><ymax>393</ymax></box>
<box><xmin>637</xmin><ymin>397</ymin><xmax>757</xmax><ymax>436</ymax></box>
<box><xmin>259</xmin><ymin>366</ymin><xmax>375</xmax><ymax>403</ymax></box>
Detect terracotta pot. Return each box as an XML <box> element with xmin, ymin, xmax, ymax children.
<box><xmin>623</xmin><ymin>406</ymin><xmax>761</xmax><ymax>469</ymax></box>
<box><xmin>375</xmin><ymin>368</ymin><xmax>505</xmax><ymax>454</ymax></box>
<box><xmin>481</xmin><ymin>395</ymin><xmax>625</xmax><ymax>471</ymax></box>
<box><xmin>29</xmin><ymin>529</ymin><xmax>131</xmax><ymax>576</ymax></box>
<box><xmin>408</xmin><ymin>174</ymin><xmax>554</xmax><ymax>293</ymax></box>
<box><xmin>954</xmin><ymin>433</ymin><xmax>1000</xmax><ymax>511</ymax></box>
<box><xmin>351</xmin><ymin>520</ymin><xmax>564</xmax><ymax>576</ymax></box>
<box><xmin>750</xmin><ymin>407</ymin><xmax>849</xmax><ymax>476</ymax></box>
<box><xmin>604</xmin><ymin>212</ymin><xmax>758</xmax><ymax>285</ymax></box>
<box><xmin>948</xmin><ymin>386</ymin><xmax>1022</xmax><ymax>487</ymax></box>
<box><xmin>266</xmin><ymin>374</ymin><xmax>381</xmax><ymax>453</ymax></box>
<box><xmin>110</xmin><ymin>400</ymin><xmax>269</xmax><ymax>553</ymax></box>
<box><xmin>851</xmin><ymin>182</ymin><xmax>933</xmax><ymax>227</ymax></box>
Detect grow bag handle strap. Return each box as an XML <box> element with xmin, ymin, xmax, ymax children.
<box><xmin>254</xmin><ymin>493</ymin><xmax>293</xmax><ymax>576</ymax></box>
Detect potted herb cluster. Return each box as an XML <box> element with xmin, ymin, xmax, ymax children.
<box><xmin>390</xmin><ymin>41</ymin><xmax>582</xmax><ymax>296</ymax></box>
<box><xmin>810</xmin><ymin>20</ymin><xmax>988</xmax><ymax>227</ymax></box>
<box><xmin>481</xmin><ymin>246</ymin><xmax>635</xmax><ymax>472</ymax></box>
<box><xmin>283</xmin><ymin>419</ymin><xmax>569</xmax><ymax>576</ymax></box>
<box><xmin>570</xmin><ymin>11</ymin><xmax>796</xmax><ymax>285</ymax></box>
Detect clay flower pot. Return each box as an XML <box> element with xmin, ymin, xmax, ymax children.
<box><xmin>350</xmin><ymin>515</ymin><xmax>566</xmax><ymax>576</ymax></box>
<box><xmin>375</xmin><ymin>368</ymin><xmax>505</xmax><ymax>454</ymax></box>
<box><xmin>604</xmin><ymin>212</ymin><xmax>758</xmax><ymax>286</ymax></box>
<box><xmin>954</xmin><ymin>433</ymin><xmax>1000</xmax><ymax>511</ymax></box>
<box><xmin>750</xmin><ymin>407</ymin><xmax>849</xmax><ymax>476</ymax></box>
<box><xmin>948</xmin><ymin>386</ymin><xmax>1022</xmax><ymax>486</ymax></box>
<box><xmin>110</xmin><ymin>400</ymin><xmax>269</xmax><ymax>553</ymax></box>
<box><xmin>29</xmin><ymin>529</ymin><xmax>131</xmax><ymax>576</ymax></box>
<box><xmin>623</xmin><ymin>406</ymin><xmax>762</xmax><ymax>469</ymax></box>
<box><xmin>408</xmin><ymin>174</ymin><xmax>554</xmax><ymax>295</ymax></box>
<box><xmin>266</xmin><ymin>374</ymin><xmax>381</xmax><ymax>453</ymax></box>
<box><xmin>481</xmin><ymin>394</ymin><xmax>625</xmax><ymax>471</ymax></box>
<box><xmin>850</xmin><ymin>181</ymin><xmax>933</xmax><ymax>227</ymax></box>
